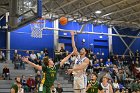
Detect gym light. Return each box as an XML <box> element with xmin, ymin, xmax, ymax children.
<box><xmin>95</xmin><ymin>10</ymin><xmax>102</xmax><ymax>14</ymax></box>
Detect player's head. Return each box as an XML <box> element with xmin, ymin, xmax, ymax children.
<box><xmin>80</xmin><ymin>48</ymin><xmax>88</xmax><ymax>56</ymax></box>
<box><xmin>43</xmin><ymin>57</ymin><xmax>54</xmax><ymax>66</ymax></box>
<box><xmin>15</xmin><ymin>76</ymin><xmax>21</xmax><ymax>84</ymax></box>
<box><xmin>91</xmin><ymin>73</ymin><xmax>97</xmax><ymax>80</ymax></box>
<box><xmin>102</xmin><ymin>75</ymin><xmax>109</xmax><ymax>83</ymax></box>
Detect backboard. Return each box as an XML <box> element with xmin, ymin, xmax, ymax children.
<box><xmin>8</xmin><ymin>0</ymin><xmax>42</xmax><ymax>31</ymax></box>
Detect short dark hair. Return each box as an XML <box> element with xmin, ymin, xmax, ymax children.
<box><xmin>92</xmin><ymin>72</ymin><xmax>98</xmax><ymax>77</ymax></box>
<box><xmin>83</xmin><ymin>48</ymin><xmax>88</xmax><ymax>54</ymax></box>
<box><xmin>43</xmin><ymin>56</ymin><xmax>49</xmax><ymax>66</ymax></box>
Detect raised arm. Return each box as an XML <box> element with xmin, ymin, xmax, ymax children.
<box><xmin>60</xmin><ymin>49</ymin><xmax>76</xmax><ymax>67</ymax></box>
<box><xmin>71</xmin><ymin>32</ymin><xmax>76</xmax><ymax>49</ymax></box>
<box><xmin>22</xmin><ymin>57</ymin><xmax>42</xmax><ymax>71</ymax></box>
<box><xmin>71</xmin><ymin>32</ymin><xmax>78</xmax><ymax>55</ymax></box>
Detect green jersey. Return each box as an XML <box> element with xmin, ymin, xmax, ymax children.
<box><xmin>42</xmin><ymin>63</ymin><xmax>60</xmax><ymax>87</ymax></box>
<box><xmin>87</xmin><ymin>80</ymin><xmax>99</xmax><ymax>93</ymax></box>
<box><xmin>11</xmin><ymin>84</ymin><xmax>18</xmax><ymax>93</ymax></box>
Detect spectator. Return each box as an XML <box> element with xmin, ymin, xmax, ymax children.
<box><xmin>113</xmin><ymin>65</ymin><xmax>119</xmax><ymax>74</ymax></box>
<box><xmin>14</xmin><ymin>56</ymin><xmax>20</xmax><ymax>69</ymax></box>
<box><xmin>44</xmin><ymin>48</ymin><xmax>49</xmax><ymax>57</ymax></box>
<box><xmin>21</xmin><ymin>75</ymin><xmax>26</xmax><ymax>86</ymax></box>
<box><xmin>56</xmin><ymin>83</ymin><xmax>63</xmax><ymax>93</ymax></box>
<box><xmin>99</xmin><ymin>58</ymin><xmax>105</xmax><ymax>71</ymax></box>
<box><xmin>60</xmin><ymin>46</ymin><xmax>66</xmax><ymax>59</ymax></box>
<box><xmin>135</xmin><ymin>50</ymin><xmax>139</xmax><ymax>59</ymax></box>
<box><xmin>25</xmin><ymin>51</ymin><xmax>30</xmax><ymax>58</ymax></box>
<box><xmin>2</xmin><ymin>65</ymin><xmax>11</xmax><ymax>80</ymax></box>
<box><xmin>91</xmin><ymin>55</ymin><xmax>97</xmax><ymax>65</ymax></box>
<box><xmin>27</xmin><ymin>75</ymin><xmax>35</xmax><ymax>92</ymax></box>
<box><xmin>13</xmin><ymin>50</ymin><xmax>18</xmax><ymax>63</ymax></box>
<box><xmin>19</xmin><ymin>55</ymin><xmax>25</xmax><ymax>69</ymax></box>
<box><xmin>113</xmin><ymin>79</ymin><xmax>119</xmax><ymax>93</ymax></box>
<box><xmin>39</xmin><ymin>51</ymin><xmax>45</xmax><ymax>61</ymax></box>
<box><xmin>0</xmin><ymin>51</ymin><xmax>5</xmax><ymax>62</ymax></box>
<box><xmin>113</xmin><ymin>55</ymin><xmax>119</xmax><ymax>65</ymax></box>
<box><xmin>93</xmin><ymin>60</ymin><xmax>100</xmax><ymax>73</ymax></box>
<box><xmin>35</xmin><ymin>71</ymin><xmax>41</xmax><ymax>90</ymax></box>
<box><xmin>30</xmin><ymin>51</ymin><xmax>37</xmax><ymax>63</ymax></box>
<box><xmin>105</xmin><ymin>58</ymin><xmax>113</xmax><ymax>67</ymax></box>
<box><xmin>131</xmin><ymin>79</ymin><xmax>140</xmax><ymax>92</ymax></box>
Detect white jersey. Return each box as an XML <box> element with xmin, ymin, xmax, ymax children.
<box><xmin>101</xmin><ymin>83</ymin><xmax>110</xmax><ymax>93</ymax></box>
<box><xmin>73</xmin><ymin>55</ymin><xmax>87</xmax><ymax>77</ymax></box>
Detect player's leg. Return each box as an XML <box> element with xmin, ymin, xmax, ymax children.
<box><xmin>42</xmin><ymin>86</ymin><xmax>51</xmax><ymax>93</ymax></box>
<box><xmin>74</xmin><ymin>77</ymin><xmax>81</xmax><ymax>93</ymax></box>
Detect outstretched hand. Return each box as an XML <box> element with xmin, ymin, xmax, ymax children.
<box><xmin>22</xmin><ymin>57</ymin><xmax>29</xmax><ymax>63</ymax></box>
<box><xmin>70</xmin><ymin>31</ymin><xmax>75</xmax><ymax>36</ymax></box>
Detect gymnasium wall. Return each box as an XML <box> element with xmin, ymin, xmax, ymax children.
<box><xmin>10</xmin><ymin>20</ymin><xmax>54</xmax><ymax>58</ymax></box>
<box><xmin>0</xmin><ymin>16</ymin><xmax>6</xmax><ymax>49</ymax></box>
<box><xmin>59</xmin><ymin>21</ymin><xmax>109</xmax><ymax>59</ymax></box>
<box><xmin>0</xmin><ymin>31</ymin><xmax>6</xmax><ymax>49</ymax></box>
<box><xmin>112</xmin><ymin>27</ymin><xmax>140</xmax><ymax>55</ymax></box>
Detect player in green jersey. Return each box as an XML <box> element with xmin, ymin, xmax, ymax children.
<box><xmin>86</xmin><ymin>73</ymin><xmax>100</xmax><ymax>93</ymax></box>
<box><xmin>11</xmin><ymin>76</ymin><xmax>21</xmax><ymax>93</ymax></box>
<box><xmin>22</xmin><ymin>49</ymin><xmax>76</xmax><ymax>93</ymax></box>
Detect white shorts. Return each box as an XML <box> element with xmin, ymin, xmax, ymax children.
<box><xmin>74</xmin><ymin>75</ymin><xmax>87</xmax><ymax>90</ymax></box>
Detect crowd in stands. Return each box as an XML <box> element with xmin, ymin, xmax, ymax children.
<box><xmin>0</xmin><ymin>48</ymin><xmax>140</xmax><ymax>93</ymax></box>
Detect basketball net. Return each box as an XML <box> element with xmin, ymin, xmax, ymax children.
<box><xmin>30</xmin><ymin>18</ymin><xmax>45</xmax><ymax>38</ymax></box>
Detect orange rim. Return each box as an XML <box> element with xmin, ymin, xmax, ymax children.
<box><xmin>31</xmin><ymin>17</ymin><xmax>45</xmax><ymax>24</ymax></box>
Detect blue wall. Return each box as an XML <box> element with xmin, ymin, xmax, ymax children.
<box><xmin>130</xmin><ymin>34</ymin><xmax>140</xmax><ymax>52</ymax></box>
<box><xmin>59</xmin><ymin>22</ymin><xmax>109</xmax><ymax>59</ymax></box>
<box><xmin>112</xmin><ymin>27</ymin><xmax>140</xmax><ymax>55</ymax></box>
<box><xmin>0</xmin><ymin>31</ymin><xmax>6</xmax><ymax>49</ymax></box>
<box><xmin>10</xmin><ymin>20</ymin><xmax>54</xmax><ymax>58</ymax></box>
<box><xmin>0</xmin><ymin>16</ymin><xmax>6</xmax><ymax>49</ymax></box>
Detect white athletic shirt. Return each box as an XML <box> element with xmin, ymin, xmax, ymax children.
<box><xmin>101</xmin><ymin>83</ymin><xmax>110</xmax><ymax>93</ymax></box>
<box><xmin>73</xmin><ymin>55</ymin><xmax>87</xmax><ymax>77</ymax></box>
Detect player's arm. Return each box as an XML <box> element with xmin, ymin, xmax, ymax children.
<box><xmin>73</xmin><ymin>58</ymin><xmax>89</xmax><ymax>70</ymax></box>
<box><xmin>68</xmin><ymin>58</ymin><xmax>89</xmax><ymax>73</ymax></box>
<box><xmin>71</xmin><ymin>32</ymin><xmax>78</xmax><ymax>55</ymax></box>
<box><xmin>60</xmin><ymin>51</ymin><xmax>74</xmax><ymax>67</ymax></box>
<box><xmin>22</xmin><ymin>57</ymin><xmax>42</xmax><ymax>70</ymax></box>
<box><xmin>86</xmin><ymin>83</ymin><xmax>91</xmax><ymax>91</ymax></box>
<box><xmin>11</xmin><ymin>88</ymin><xmax>15</xmax><ymax>93</ymax></box>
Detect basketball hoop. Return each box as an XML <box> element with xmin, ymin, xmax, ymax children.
<box><xmin>30</xmin><ymin>18</ymin><xmax>45</xmax><ymax>38</ymax></box>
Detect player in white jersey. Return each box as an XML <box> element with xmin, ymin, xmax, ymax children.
<box><xmin>98</xmin><ymin>75</ymin><xmax>113</xmax><ymax>93</ymax></box>
<box><xmin>68</xmin><ymin>32</ymin><xmax>90</xmax><ymax>93</ymax></box>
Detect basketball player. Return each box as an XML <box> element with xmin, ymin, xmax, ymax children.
<box><xmin>98</xmin><ymin>74</ymin><xmax>113</xmax><ymax>93</ymax></box>
<box><xmin>11</xmin><ymin>76</ymin><xmax>21</xmax><ymax>93</ymax></box>
<box><xmin>22</xmin><ymin>50</ymin><xmax>75</xmax><ymax>93</ymax></box>
<box><xmin>68</xmin><ymin>32</ymin><xmax>90</xmax><ymax>93</ymax></box>
<box><xmin>86</xmin><ymin>73</ymin><xmax>102</xmax><ymax>93</ymax></box>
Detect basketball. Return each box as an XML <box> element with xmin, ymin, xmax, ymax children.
<box><xmin>59</xmin><ymin>17</ymin><xmax>68</xmax><ymax>25</ymax></box>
